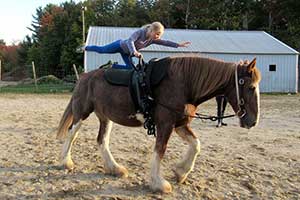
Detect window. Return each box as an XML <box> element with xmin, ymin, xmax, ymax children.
<box><xmin>269</xmin><ymin>64</ymin><xmax>276</xmax><ymax>71</ymax></box>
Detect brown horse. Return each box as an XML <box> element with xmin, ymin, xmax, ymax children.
<box><xmin>56</xmin><ymin>56</ymin><xmax>261</xmax><ymax>193</ymax></box>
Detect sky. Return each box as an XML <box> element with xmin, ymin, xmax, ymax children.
<box><xmin>0</xmin><ymin>0</ymin><xmax>80</xmax><ymax>45</ymax></box>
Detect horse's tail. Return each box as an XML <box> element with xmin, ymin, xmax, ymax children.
<box><xmin>56</xmin><ymin>98</ymin><xmax>74</xmax><ymax>140</ymax></box>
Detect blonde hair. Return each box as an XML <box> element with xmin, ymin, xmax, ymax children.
<box><xmin>142</xmin><ymin>22</ymin><xmax>164</xmax><ymax>33</ymax></box>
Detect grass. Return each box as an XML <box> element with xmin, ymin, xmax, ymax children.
<box><xmin>0</xmin><ymin>83</ymin><xmax>75</xmax><ymax>93</ymax></box>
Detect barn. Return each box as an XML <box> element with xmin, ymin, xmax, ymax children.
<box><xmin>84</xmin><ymin>26</ymin><xmax>299</xmax><ymax>93</ymax></box>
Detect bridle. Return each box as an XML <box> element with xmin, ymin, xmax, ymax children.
<box><xmin>235</xmin><ymin>64</ymin><xmax>247</xmax><ymax>118</ymax></box>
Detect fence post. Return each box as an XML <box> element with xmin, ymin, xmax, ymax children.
<box><xmin>73</xmin><ymin>64</ymin><xmax>79</xmax><ymax>80</ymax></box>
<box><xmin>32</xmin><ymin>61</ymin><xmax>38</xmax><ymax>91</ymax></box>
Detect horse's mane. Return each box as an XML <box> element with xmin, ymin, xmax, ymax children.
<box><xmin>163</xmin><ymin>55</ymin><xmax>236</xmax><ymax>100</ymax></box>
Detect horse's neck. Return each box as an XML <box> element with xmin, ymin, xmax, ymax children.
<box><xmin>188</xmin><ymin>61</ymin><xmax>235</xmax><ymax>105</ymax></box>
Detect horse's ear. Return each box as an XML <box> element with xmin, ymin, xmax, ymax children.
<box><xmin>247</xmin><ymin>57</ymin><xmax>257</xmax><ymax>72</ymax></box>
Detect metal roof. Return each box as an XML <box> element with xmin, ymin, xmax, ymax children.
<box><xmin>86</xmin><ymin>26</ymin><xmax>299</xmax><ymax>55</ymax></box>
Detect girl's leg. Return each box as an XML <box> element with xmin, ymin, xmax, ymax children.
<box><xmin>222</xmin><ymin>96</ymin><xmax>227</xmax><ymax>113</ymax></box>
<box><xmin>112</xmin><ymin>63</ymin><xmax>130</xmax><ymax>69</ymax></box>
<box><xmin>221</xmin><ymin>97</ymin><xmax>228</xmax><ymax>126</ymax></box>
<box><xmin>216</xmin><ymin>96</ymin><xmax>222</xmax><ymax>127</ymax></box>
<box><xmin>85</xmin><ymin>40</ymin><xmax>133</xmax><ymax>69</ymax></box>
<box><xmin>112</xmin><ymin>53</ymin><xmax>133</xmax><ymax>69</ymax></box>
<box><xmin>85</xmin><ymin>40</ymin><xmax>122</xmax><ymax>54</ymax></box>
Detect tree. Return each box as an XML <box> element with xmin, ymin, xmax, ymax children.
<box><xmin>28</xmin><ymin>7</ymin><xmax>44</xmax><ymax>43</ymax></box>
<box><xmin>252</xmin><ymin>0</ymin><xmax>300</xmax><ymax>50</ymax></box>
<box><xmin>0</xmin><ymin>45</ymin><xmax>20</xmax><ymax>72</ymax></box>
<box><xmin>114</xmin><ymin>0</ymin><xmax>138</xmax><ymax>27</ymax></box>
<box><xmin>27</xmin><ymin>2</ymin><xmax>83</xmax><ymax>77</ymax></box>
<box><xmin>85</xmin><ymin>0</ymin><xmax>117</xmax><ymax>27</ymax></box>
<box><xmin>150</xmin><ymin>0</ymin><xmax>174</xmax><ymax>27</ymax></box>
<box><xmin>17</xmin><ymin>36</ymin><xmax>33</xmax><ymax>68</ymax></box>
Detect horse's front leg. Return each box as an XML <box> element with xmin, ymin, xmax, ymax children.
<box><xmin>174</xmin><ymin>125</ymin><xmax>200</xmax><ymax>183</ymax></box>
<box><xmin>97</xmin><ymin>119</ymin><xmax>128</xmax><ymax>177</ymax></box>
<box><xmin>150</xmin><ymin>122</ymin><xmax>173</xmax><ymax>193</ymax></box>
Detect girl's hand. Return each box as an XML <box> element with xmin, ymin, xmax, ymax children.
<box><xmin>178</xmin><ymin>41</ymin><xmax>191</xmax><ymax>47</ymax></box>
<box><xmin>134</xmin><ymin>51</ymin><xmax>142</xmax><ymax>58</ymax></box>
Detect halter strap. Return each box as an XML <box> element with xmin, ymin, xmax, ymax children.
<box><xmin>235</xmin><ymin>65</ymin><xmax>246</xmax><ymax>118</ymax></box>
<box><xmin>235</xmin><ymin>65</ymin><xmax>241</xmax><ymax>106</ymax></box>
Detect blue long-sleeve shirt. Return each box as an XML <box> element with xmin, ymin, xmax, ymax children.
<box><xmin>120</xmin><ymin>28</ymin><xmax>179</xmax><ymax>55</ymax></box>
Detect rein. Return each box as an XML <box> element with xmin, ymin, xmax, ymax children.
<box><xmin>192</xmin><ymin>113</ymin><xmax>235</xmax><ymax>121</ymax></box>
<box><xmin>155</xmin><ymin>101</ymin><xmax>235</xmax><ymax>122</ymax></box>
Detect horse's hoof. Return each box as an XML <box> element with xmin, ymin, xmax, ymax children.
<box><xmin>105</xmin><ymin>165</ymin><xmax>128</xmax><ymax>178</ymax></box>
<box><xmin>173</xmin><ymin>168</ymin><xmax>188</xmax><ymax>184</ymax></box>
<box><xmin>62</xmin><ymin>159</ymin><xmax>75</xmax><ymax>171</ymax></box>
<box><xmin>114</xmin><ymin>165</ymin><xmax>129</xmax><ymax>178</ymax></box>
<box><xmin>175</xmin><ymin>173</ymin><xmax>188</xmax><ymax>184</ymax></box>
<box><xmin>161</xmin><ymin>180</ymin><xmax>172</xmax><ymax>193</ymax></box>
<box><xmin>150</xmin><ymin>179</ymin><xmax>172</xmax><ymax>193</ymax></box>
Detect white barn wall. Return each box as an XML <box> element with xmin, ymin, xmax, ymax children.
<box><xmin>204</xmin><ymin>53</ymin><xmax>298</xmax><ymax>93</ymax></box>
<box><xmin>85</xmin><ymin>51</ymin><xmax>298</xmax><ymax>93</ymax></box>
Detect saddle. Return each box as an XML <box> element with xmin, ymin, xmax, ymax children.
<box><xmin>103</xmin><ymin>58</ymin><xmax>168</xmax><ymax>136</ymax></box>
<box><xmin>104</xmin><ymin>58</ymin><xmax>167</xmax><ymax>87</ymax></box>
<box><xmin>103</xmin><ymin>69</ymin><xmax>133</xmax><ymax>86</ymax></box>
<box><xmin>104</xmin><ymin>59</ymin><xmax>167</xmax><ymax>110</ymax></box>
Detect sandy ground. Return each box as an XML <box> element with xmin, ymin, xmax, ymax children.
<box><xmin>0</xmin><ymin>93</ymin><xmax>299</xmax><ymax>199</ymax></box>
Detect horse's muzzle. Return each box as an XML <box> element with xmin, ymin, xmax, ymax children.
<box><xmin>240</xmin><ymin>114</ymin><xmax>257</xmax><ymax>129</ymax></box>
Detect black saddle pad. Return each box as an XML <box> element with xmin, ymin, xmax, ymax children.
<box><xmin>104</xmin><ymin>68</ymin><xmax>134</xmax><ymax>86</ymax></box>
<box><xmin>104</xmin><ymin>60</ymin><xmax>168</xmax><ymax>87</ymax></box>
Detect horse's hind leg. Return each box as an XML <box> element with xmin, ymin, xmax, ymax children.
<box><xmin>174</xmin><ymin>125</ymin><xmax>200</xmax><ymax>183</ymax></box>
<box><xmin>60</xmin><ymin>119</ymin><xmax>82</xmax><ymax>170</ymax></box>
<box><xmin>97</xmin><ymin>118</ymin><xmax>128</xmax><ymax>178</ymax></box>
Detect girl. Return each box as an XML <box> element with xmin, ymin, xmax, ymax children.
<box><xmin>83</xmin><ymin>22</ymin><xmax>191</xmax><ymax>69</ymax></box>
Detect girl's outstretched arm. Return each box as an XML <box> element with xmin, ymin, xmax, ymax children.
<box><xmin>152</xmin><ymin>39</ymin><xmax>191</xmax><ymax>48</ymax></box>
<box><xmin>178</xmin><ymin>41</ymin><xmax>191</xmax><ymax>47</ymax></box>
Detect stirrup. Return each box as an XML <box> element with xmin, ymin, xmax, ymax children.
<box><xmin>99</xmin><ymin>60</ymin><xmax>113</xmax><ymax>69</ymax></box>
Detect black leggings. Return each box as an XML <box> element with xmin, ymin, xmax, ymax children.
<box><xmin>216</xmin><ymin>95</ymin><xmax>227</xmax><ymax>123</ymax></box>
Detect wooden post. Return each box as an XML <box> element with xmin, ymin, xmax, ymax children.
<box><xmin>32</xmin><ymin>61</ymin><xmax>38</xmax><ymax>91</ymax></box>
<box><xmin>73</xmin><ymin>64</ymin><xmax>79</xmax><ymax>80</ymax></box>
<box><xmin>82</xmin><ymin>6</ymin><xmax>86</xmax><ymax>43</ymax></box>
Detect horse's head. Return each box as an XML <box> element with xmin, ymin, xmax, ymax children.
<box><xmin>226</xmin><ymin>58</ymin><xmax>261</xmax><ymax>129</ymax></box>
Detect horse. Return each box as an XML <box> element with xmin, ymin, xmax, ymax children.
<box><xmin>56</xmin><ymin>56</ymin><xmax>261</xmax><ymax>193</ymax></box>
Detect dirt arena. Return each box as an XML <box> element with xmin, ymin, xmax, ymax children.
<box><xmin>0</xmin><ymin>93</ymin><xmax>299</xmax><ymax>199</ymax></box>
